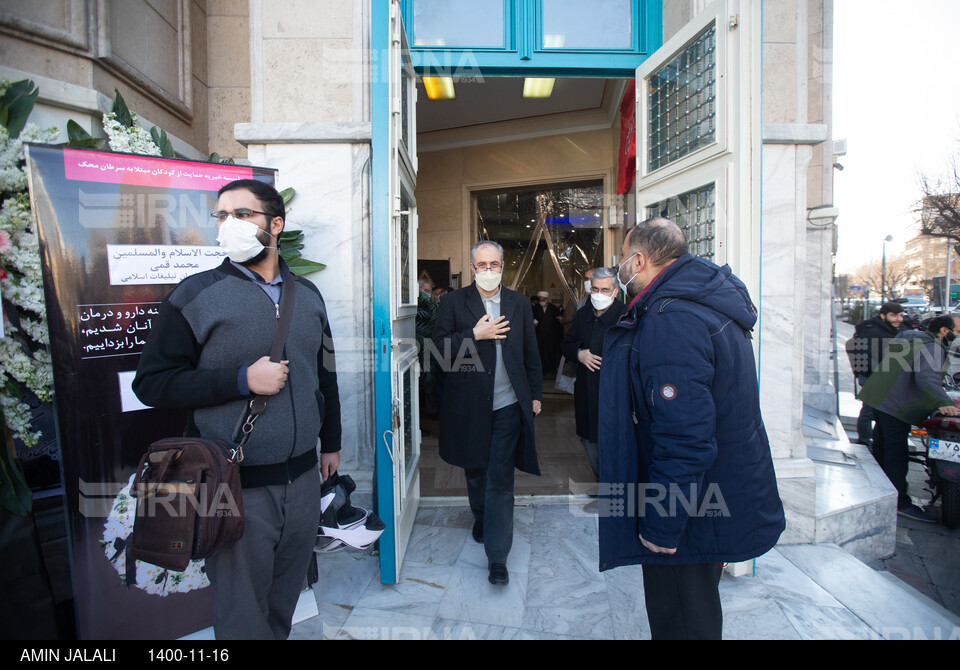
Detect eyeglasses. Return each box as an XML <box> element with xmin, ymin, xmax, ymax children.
<box><xmin>210</xmin><ymin>208</ymin><xmax>272</xmax><ymax>223</ymax></box>
<box><xmin>474</xmin><ymin>262</ymin><xmax>503</xmax><ymax>272</ymax></box>
<box><xmin>590</xmin><ymin>286</ymin><xmax>616</xmax><ymax>295</ymax></box>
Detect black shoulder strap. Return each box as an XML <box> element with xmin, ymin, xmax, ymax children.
<box><xmin>252</xmin><ymin>274</ymin><xmax>296</xmax><ymax>415</ymax></box>
<box><xmin>231</xmin><ymin>274</ymin><xmax>297</xmax><ymax>457</ymax></box>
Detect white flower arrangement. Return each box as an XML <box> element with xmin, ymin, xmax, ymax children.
<box><xmin>100</xmin><ymin>475</ymin><xmax>210</xmax><ymax>596</ymax></box>
<box><xmin>0</xmin><ymin>120</ymin><xmax>58</xmax><ymax>447</ymax></box>
<box><xmin>102</xmin><ymin>111</ymin><xmax>162</xmax><ymax>156</ymax></box>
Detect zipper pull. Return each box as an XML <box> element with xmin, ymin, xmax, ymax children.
<box><xmin>275</xmin><ymin>303</ymin><xmax>280</xmax><ymax>319</ymax></box>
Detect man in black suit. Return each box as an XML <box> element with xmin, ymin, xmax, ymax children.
<box><xmin>432</xmin><ymin>240</ymin><xmax>543</xmax><ymax>586</ymax></box>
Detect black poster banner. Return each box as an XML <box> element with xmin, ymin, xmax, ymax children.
<box><xmin>24</xmin><ymin>145</ymin><xmax>276</xmax><ymax>639</ymax></box>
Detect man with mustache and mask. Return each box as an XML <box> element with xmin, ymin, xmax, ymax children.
<box><xmin>432</xmin><ymin>240</ymin><xmax>542</xmax><ymax>586</ymax></box>
<box><xmin>134</xmin><ymin>179</ymin><xmax>342</xmax><ymax>639</ymax></box>
<box><xmin>598</xmin><ymin>218</ymin><xmax>784</xmax><ymax>640</ymax></box>
<box><xmin>560</xmin><ymin>266</ymin><xmax>625</xmax><ymax>481</ymax></box>
<box><xmin>859</xmin><ymin>313</ymin><xmax>960</xmax><ymax>522</ymax></box>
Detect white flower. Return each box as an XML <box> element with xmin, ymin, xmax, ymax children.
<box><xmin>102</xmin><ymin>112</ymin><xmax>161</xmax><ymax>156</ymax></box>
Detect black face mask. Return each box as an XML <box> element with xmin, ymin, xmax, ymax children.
<box><xmin>945</xmin><ymin>331</ymin><xmax>957</xmax><ymax>344</ymax></box>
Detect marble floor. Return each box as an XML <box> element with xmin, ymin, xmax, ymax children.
<box><xmin>290</xmin><ymin>499</ymin><xmax>960</xmax><ymax>640</ymax></box>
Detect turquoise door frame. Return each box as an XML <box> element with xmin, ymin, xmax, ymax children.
<box><xmin>372</xmin><ymin>0</ymin><xmax>398</xmax><ymax>584</ymax></box>
<box><xmin>401</xmin><ymin>0</ymin><xmax>662</xmax><ymax>77</ymax></box>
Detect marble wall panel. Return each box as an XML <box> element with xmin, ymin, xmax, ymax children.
<box><xmin>245</xmin><ymin>142</ymin><xmax>375</xmax><ymax>472</ymax></box>
<box><xmin>760</xmin><ymin>143</ymin><xmax>807</xmax><ymax>459</ymax></box>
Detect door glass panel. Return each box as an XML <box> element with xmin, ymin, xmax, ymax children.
<box><xmin>477</xmin><ymin>182</ymin><xmax>604</xmax><ymax>309</ymax></box>
<box><xmin>646</xmin><ymin>182</ymin><xmax>716</xmax><ymax>262</ymax></box>
<box><xmin>399</xmin><ymin>190</ymin><xmax>412</xmax><ymax>305</ymax></box>
<box><xmin>402</xmin><ymin>67</ymin><xmax>411</xmax><ymax>150</ymax></box>
<box><xmin>647</xmin><ymin>24</ymin><xmax>716</xmax><ymax>172</ymax></box>
<box><xmin>412</xmin><ymin>0</ymin><xmax>505</xmax><ymax>47</ymax></box>
<box><xmin>402</xmin><ymin>366</ymin><xmax>416</xmax><ymax>490</ymax></box>
<box><xmin>541</xmin><ymin>0</ymin><xmax>633</xmax><ymax>49</ymax></box>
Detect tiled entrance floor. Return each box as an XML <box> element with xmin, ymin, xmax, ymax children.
<box><xmin>292</xmin><ymin>499</ymin><xmax>960</xmax><ymax>640</ymax></box>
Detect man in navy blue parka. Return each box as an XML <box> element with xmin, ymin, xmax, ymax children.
<box><xmin>598</xmin><ymin>218</ymin><xmax>784</xmax><ymax>640</ymax></box>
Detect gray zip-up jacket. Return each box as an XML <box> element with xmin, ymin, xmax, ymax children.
<box><xmin>133</xmin><ymin>259</ymin><xmax>342</xmax><ymax>465</ymax></box>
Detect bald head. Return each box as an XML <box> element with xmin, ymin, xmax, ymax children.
<box><xmin>624</xmin><ymin>218</ymin><xmax>688</xmax><ymax>267</ymax></box>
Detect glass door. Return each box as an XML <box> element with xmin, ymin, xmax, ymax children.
<box><xmin>374</xmin><ymin>0</ymin><xmax>420</xmax><ymax>584</ymax></box>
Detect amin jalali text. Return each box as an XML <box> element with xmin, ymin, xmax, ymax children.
<box><xmin>20</xmin><ymin>648</ymin><xmax>116</xmax><ymax>662</ymax></box>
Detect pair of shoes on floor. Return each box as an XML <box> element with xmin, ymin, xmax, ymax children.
<box><xmin>472</xmin><ymin>520</ymin><xmax>484</xmax><ymax>544</ymax></box>
<box><xmin>897</xmin><ymin>504</ymin><xmax>937</xmax><ymax>523</ymax></box>
<box><xmin>488</xmin><ymin>562</ymin><xmax>509</xmax><ymax>585</ymax></box>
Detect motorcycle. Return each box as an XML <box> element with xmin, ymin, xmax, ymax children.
<box><xmin>911</xmin><ymin>375</ymin><xmax>960</xmax><ymax>529</ymax></box>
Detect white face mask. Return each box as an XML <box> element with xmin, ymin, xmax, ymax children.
<box><xmin>216</xmin><ymin>216</ymin><xmax>273</xmax><ymax>263</ymax></box>
<box><xmin>474</xmin><ymin>270</ymin><xmax>502</xmax><ymax>292</ymax></box>
<box><xmin>617</xmin><ymin>252</ymin><xmax>639</xmax><ymax>295</ymax></box>
<box><xmin>590</xmin><ymin>292</ymin><xmax>615</xmax><ymax>311</ymax></box>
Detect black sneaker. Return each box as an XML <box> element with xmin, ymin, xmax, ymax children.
<box><xmin>488</xmin><ymin>562</ymin><xmax>508</xmax><ymax>585</ymax></box>
<box><xmin>897</xmin><ymin>504</ymin><xmax>937</xmax><ymax>523</ymax></box>
<box><xmin>472</xmin><ymin>521</ymin><xmax>483</xmax><ymax>544</ymax></box>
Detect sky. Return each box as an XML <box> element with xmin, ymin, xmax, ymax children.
<box><xmin>833</xmin><ymin>0</ymin><xmax>960</xmax><ymax>275</ymax></box>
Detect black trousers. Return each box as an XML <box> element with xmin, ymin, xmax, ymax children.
<box><xmin>465</xmin><ymin>403</ymin><xmax>523</xmax><ymax>564</ymax></box>
<box><xmin>641</xmin><ymin>562</ymin><xmax>724</xmax><ymax>640</ymax></box>
<box><xmin>872</xmin><ymin>409</ymin><xmax>913</xmax><ymax>509</ymax></box>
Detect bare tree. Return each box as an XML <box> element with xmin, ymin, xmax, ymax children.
<box><xmin>918</xmin><ymin>153</ymin><xmax>960</xmax><ymax>256</ymax></box>
<box><xmin>849</xmin><ymin>254</ymin><xmax>914</xmax><ymax>300</ymax></box>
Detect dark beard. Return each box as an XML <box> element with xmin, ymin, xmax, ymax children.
<box><xmin>238</xmin><ymin>228</ymin><xmax>276</xmax><ymax>266</ymax></box>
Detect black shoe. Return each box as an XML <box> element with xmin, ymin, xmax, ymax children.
<box><xmin>488</xmin><ymin>562</ymin><xmax>508</xmax><ymax>585</ymax></box>
<box><xmin>472</xmin><ymin>521</ymin><xmax>484</xmax><ymax>544</ymax></box>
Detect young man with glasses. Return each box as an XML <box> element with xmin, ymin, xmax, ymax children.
<box><xmin>134</xmin><ymin>179</ymin><xmax>342</xmax><ymax>638</ymax></box>
<box><xmin>431</xmin><ymin>240</ymin><xmax>543</xmax><ymax>586</ymax></box>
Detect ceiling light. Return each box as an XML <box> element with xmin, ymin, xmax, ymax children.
<box><xmin>423</xmin><ymin>77</ymin><xmax>455</xmax><ymax>100</ymax></box>
<box><xmin>543</xmin><ymin>34</ymin><xmax>566</xmax><ymax>48</ymax></box>
<box><xmin>523</xmin><ymin>78</ymin><xmax>555</xmax><ymax>98</ymax></box>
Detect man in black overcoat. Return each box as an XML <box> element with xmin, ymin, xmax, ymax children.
<box><xmin>560</xmin><ymin>266</ymin><xmax>625</xmax><ymax>480</ymax></box>
<box><xmin>533</xmin><ymin>290</ymin><xmax>563</xmax><ymax>374</ymax></box>
<box><xmin>432</xmin><ymin>240</ymin><xmax>543</xmax><ymax>586</ymax></box>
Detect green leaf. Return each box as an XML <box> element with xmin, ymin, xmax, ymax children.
<box><xmin>0</xmin><ymin>79</ymin><xmax>39</xmax><ymax>139</ymax></box>
<box><xmin>149</xmin><ymin>126</ymin><xmax>175</xmax><ymax>157</ymax></box>
<box><xmin>111</xmin><ymin>88</ymin><xmax>134</xmax><ymax>128</ymax></box>
<box><xmin>279</xmin><ymin>249</ymin><xmax>302</xmax><ymax>263</ymax></box>
<box><xmin>279</xmin><ymin>187</ymin><xmax>295</xmax><ymax>206</ymax></box>
<box><xmin>278</xmin><ymin>230</ymin><xmax>304</xmax><ymax>244</ymax></box>
<box><xmin>286</xmin><ymin>258</ymin><xmax>326</xmax><ymax>276</ymax></box>
<box><xmin>65</xmin><ymin>120</ymin><xmax>107</xmax><ymax>149</ymax></box>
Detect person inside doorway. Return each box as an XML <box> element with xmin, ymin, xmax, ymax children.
<box><xmin>533</xmin><ymin>290</ymin><xmax>563</xmax><ymax>376</ymax></box>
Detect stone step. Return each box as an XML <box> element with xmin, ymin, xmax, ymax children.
<box><xmin>776</xmin><ymin>543</ymin><xmax>960</xmax><ymax>639</ymax></box>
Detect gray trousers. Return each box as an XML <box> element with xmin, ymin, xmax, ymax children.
<box><xmin>205</xmin><ymin>466</ymin><xmax>322</xmax><ymax>640</ymax></box>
